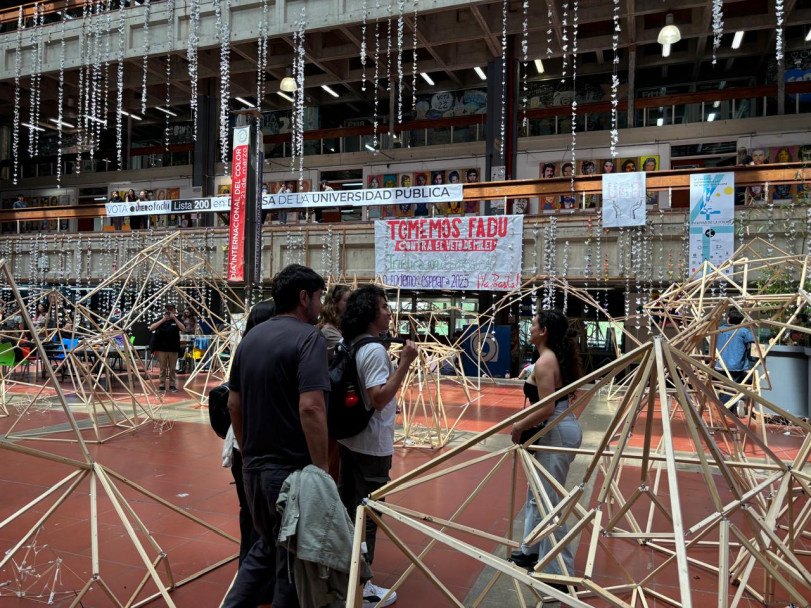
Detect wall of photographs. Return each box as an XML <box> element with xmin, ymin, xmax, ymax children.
<box><xmin>736</xmin><ymin>143</ymin><xmax>811</xmax><ymax>205</ymax></box>
<box><xmin>364</xmin><ymin>168</ymin><xmax>482</xmax><ymax>218</ymax></box>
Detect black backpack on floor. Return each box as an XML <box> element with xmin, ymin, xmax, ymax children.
<box><xmin>327</xmin><ymin>336</ymin><xmax>404</xmax><ymax>439</ymax></box>
<box><xmin>208</xmin><ymin>383</ymin><xmax>231</xmax><ymax>439</ymax></box>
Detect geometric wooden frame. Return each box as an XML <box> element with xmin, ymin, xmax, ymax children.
<box><xmin>347</xmin><ymin>336</ymin><xmax>811</xmax><ymax>607</ymax></box>
<box><xmin>0</xmin><ymin>257</ymin><xmax>239</xmax><ymax>606</ymax></box>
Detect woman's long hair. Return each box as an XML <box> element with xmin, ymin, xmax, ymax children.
<box><xmin>537</xmin><ymin>309</ymin><xmax>583</xmax><ymax>388</ymax></box>
<box><xmin>319</xmin><ymin>284</ymin><xmax>351</xmax><ymax>329</ymax></box>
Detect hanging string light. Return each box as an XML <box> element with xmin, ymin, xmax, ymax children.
<box><xmin>546</xmin><ymin>2</ymin><xmax>553</xmax><ymax>58</ymax></box>
<box><xmin>775</xmin><ymin>0</ymin><xmax>784</xmax><ymax>63</ymax></box>
<box><xmin>499</xmin><ymin>0</ymin><xmax>507</xmax><ymax>164</ymax></box>
<box><xmin>361</xmin><ymin>0</ymin><xmax>368</xmax><ymax>91</ymax></box>
<box><xmin>12</xmin><ymin>6</ymin><xmax>22</xmax><ymax>185</ymax></box>
<box><xmin>711</xmin><ymin>0</ymin><xmax>723</xmax><ymax>65</ymax></box>
<box><xmin>411</xmin><ymin>0</ymin><xmax>418</xmax><ymax>112</ymax></box>
<box><xmin>373</xmin><ymin>1</ymin><xmax>381</xmax><ymax>146</ymax></box>
<box><xmin>164</xmin><ymin>0</ymin><xmax>176</xmax><ymax>151</ymax></box>
<box><xmin>569</xmin><ymin>0</ymin><xmax>579</xmax><ymax>199</ymax></box>
<box><xmin>397</xmin><ymin>0</ymin><xmax>405</xmax><ymax>124</ymax></box>
<box><xmin>116</xmin><ymin>0</ymin><xmax>125</xmax><ymax>168</ymax></box>
<box><xmin>386</xmin><ymin>0</ymin><xmax>393</xmax><ymax>91</ymax></box>
<box><xmin>561</xmin><ymin>2</ymin><xmax>569</xmax><ymax>80</ymax></box>
<box><xmin>521</xmin><ymin>0</ymin><xmax>528</xmax><ymax>132</ymax></box>
<box><xmin>28</xmin><ymin>3</ymin><xmax>44</xmax><ymax>158</ymax></box>
<box><xmin>141</xmin><ymin>0</ymin><xmax>151</xmax><ymax>115</ymax></box>
<box><xmin>256</xmin><ymin>0</ymin><xmax>269</xmax><ymax>110</ymax></box>
<box><xmin>188</xmin><ymin>0</ymin><xmax>201</xmax><ymax>140</ymax></box>
<box><xmin>216</xmin><ymin>0</ymin><xmax>233</xmax><ymax>173</ymax></box>
<box><xmin>292</xmin><ymin>9</ymin><xmax>307</xmax><ymax>183</ymax></box>
<box><xmin>610</xmin><ymin>0</ymin><xmax>620</xmax><ymax>157</ymax></box>
<box><xmin>75</xmin><ymin>0</ymin><xmax>90</xmax><ymax>175</ymax></box>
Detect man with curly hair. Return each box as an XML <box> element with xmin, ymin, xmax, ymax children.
<box><xmin>339</xmin><ymin>285</ymin><xmax>417</xmax><ymax>607</ymax></box>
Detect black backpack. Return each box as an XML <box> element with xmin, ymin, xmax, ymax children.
<box><xmin>208</xmin><ymin>383</ymin><xmax>231</xmax><ymax>439</ymax></box>
<box><xmin>327</xmin><ymin>336</ymin><xmax>404</xmax><ymax>439</ymax></box>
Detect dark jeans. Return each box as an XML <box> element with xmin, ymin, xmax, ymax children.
<box><xmin>338</xmin><ymin>445</ymin><xmax>391</xmax><ymax>564</ymax></box>
<box><xmin>720</xmin><ymin>369</ymin><xmax>747</xmax><ymax>408</ymax></box>
<box><xmin>222</xmin><ymin>465</ymin><xmax>298</xmax><ymax>608</ymax></box>
<box><xmin>230</xmin><ymin>450</ymin><xmax>259</xmax><ymax>565</ymax></box>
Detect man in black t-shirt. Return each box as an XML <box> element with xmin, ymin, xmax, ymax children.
<box><xmin>148</xmin><ymin>303</ymin><xmax>185</xmax><ymax>392</ymax></box>
<box><xmin>223</xmin><ymin>264</ymin><xmax>329</xmax><ymax>608</ymax></box>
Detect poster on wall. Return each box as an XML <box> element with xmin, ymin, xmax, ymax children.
<box><xmin>602</xmin><ymin>172</ymin><xmax>646</xmax><ymax>228</ymax></box>
<box><xmin>688</xmin><ymin>172</ymin><xmax>735</xmax><ymax>274</ymax></box>
<box><xmin>375</xmin><ymin>215</ymin><xmax>524</xmax><ymax>291</ymax></box>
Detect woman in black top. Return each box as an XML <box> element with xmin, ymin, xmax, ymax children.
<box><xmin>148</xmin><ymin>303</ymin><xmax>185</xmax><ymax>391</ymax></box>
<box><xmin>508</xmin><ymin>309</ymin><xmax>583</xmax><ymax>588</ymax></box>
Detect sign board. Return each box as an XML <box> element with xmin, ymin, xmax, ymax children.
<box><xmin>688</xmin><ymin>172</ymin><xmax>735</xmax><ymax>274</ymax></box>
<box><xmin>375</xmin><ymin>215</ymin><xmax>524</xmax><ymax>291</ymax></box>
<box><xmin>226</xmin><ymin>126</ymin><xmax>250</xmax><ymax>282</ymax></box>
<box><xmin>106</xmin><ymin>185</ymin><xmax>465</xmax><ymax>217</ymax></box>
<box><xmin>602</xmin><ymin>172</ymin><xmax>647</xmax><ymax>228</ymax></box>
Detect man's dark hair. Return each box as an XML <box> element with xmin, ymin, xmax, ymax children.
<box><xmin>466</xmin><ymin>168</ymin><xmax>478</xmax><ymax>178</ymax></box>
<box><xmin>727</xmin><ymin>309</ymin><xmax>744</xmax><ymax>325</ymax></box>
<box><xmin>271</xmin><ymin>264</ymin><xmax>326</xmax><ymax>314</ymax></box>
<box><xmin>341</xmin><ymin>285</ymin><xmax>386</xmax><ymax>341</ymax></box>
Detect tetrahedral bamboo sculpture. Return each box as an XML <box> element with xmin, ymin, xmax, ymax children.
<box><xmin>644</xmin><ymin>238</ymin><xmax>811</xmax><ymax>431</ymax></box>
<box><xmin>0</xmin><ymin>257</ymin><xmax>238</xmax><ymax>607</ymax></box>
<box><xmin>348</xmin><ymin>335</ymin><xmax>811</xmax><ymax>607</ymax></box>
<box><xmin>75</xmin><ymin>231</ymin><xmax>246</xmax><ymax>406</ymax></box>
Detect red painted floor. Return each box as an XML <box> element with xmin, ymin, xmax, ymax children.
<box><xmin>1</xmin><ymin>376</ymin><xmax>808</xmax><ymax>606</ymax></box>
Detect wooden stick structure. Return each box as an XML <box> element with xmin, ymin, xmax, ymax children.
<box><xmin>0</xmin><ymin>257</ymin><xmax>239</xmax><ymax>606</ymax></box>
<box><xmin>347</xmin><ymin>335</ymin><xmax>811</xmax><ymax>607</ymax></box>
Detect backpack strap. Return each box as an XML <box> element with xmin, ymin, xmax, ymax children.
<box><xmin>350</xmin><ymin>336</ymin><xmax>406</xmax><ymax>360</ymax></box>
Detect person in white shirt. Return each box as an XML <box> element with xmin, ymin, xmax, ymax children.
<box><xmin>338</xmin><ymin>285</ymin><xmax>417</xmax><ymax>608</ymax></box>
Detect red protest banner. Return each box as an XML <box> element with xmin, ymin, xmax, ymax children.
<box><xmin>227</xmin><ymin>126</ymin><xmax>250</xmax><ymax>282</ymax></box>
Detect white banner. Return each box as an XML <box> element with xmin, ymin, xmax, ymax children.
<box><xmin>602</xmin><ymin>172</ymin><xmax>647</xmax><ymax>228</ymax></box>
<box><xmin>106</xmin><ymin>185</ymin><xmax>464</xmax><ymax>217</ymax></box>
<box><xmin>688</xmin><ymin>172</ymin><xmax>735</xmax><ymax>274</ymax></box>
<box><xmin>263</xmin><ymin>184</ymin><xmax>463</xmax><ymax>209</ymax></box>
<box><xmin>375</xmin><ymin>215</ymin><xmax>524</xmax><ymax>291</ymax></box>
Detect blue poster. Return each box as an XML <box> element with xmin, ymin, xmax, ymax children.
<box><xmin>459</xmin><ymin>325</ymin><xmax>511</xmax><ymax>378</ymax></box>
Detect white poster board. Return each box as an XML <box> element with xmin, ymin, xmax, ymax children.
<box><xmin>375</xmin><ymin>215</ymin><xmax>524</xmax><ymax>291</ymax></box>
<box><xmin>602</xmin><ymin>172</ymin><xmax>647</xmax><ymax>228</ymax></box>
<box><xmin>688</xmin><ymin>172</ymin><xmax>736</xmax><ymax>274</ymax></box>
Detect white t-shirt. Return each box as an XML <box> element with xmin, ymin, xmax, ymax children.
<box><xmin>338</xmin><ymin>336</ymin><xmax>395</xmax><ymax>457</ymax></box>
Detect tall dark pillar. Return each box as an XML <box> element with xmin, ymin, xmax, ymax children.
<box><xmin>484</xmin><ymin>39</ymin><xmax>518</xmax><ymax>215</ymax></box>
<box><xmin>192</xmin><ymin>96</ymin><xmax>218</xmax><ymax>228</ymax></box>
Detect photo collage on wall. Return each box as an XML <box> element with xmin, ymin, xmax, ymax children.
<box><xmin>368</xmin><ymin>169</ymin><xmax>481</xmax><ymax>218</ymax></box>
<box><xmin>737</xmin><ymin>145</ymin><xmax>810</xmax><ymax>205</ymax></box>
<box><xmin>538</xmin><ymin>155</ymin><xmax>660</xmax><ymax>212</ymax></box>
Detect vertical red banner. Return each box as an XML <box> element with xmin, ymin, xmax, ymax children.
<box><xmin>227</xmin><ymin>126</ymin><xmax>250</xmax><ymax>282</ymax></box>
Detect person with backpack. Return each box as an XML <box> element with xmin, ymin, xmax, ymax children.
<box><xmin>338</xmin><ymin>285</ymin><xmax>417</xmax><ymax>608</ymax></box>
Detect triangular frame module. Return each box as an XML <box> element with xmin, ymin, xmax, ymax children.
<box><xmin>0</xmin><ymin>257</ymin><xmax>238</xmax><ymax>607</ymax></box>
<box><xmin>77</xmin><ymin>231</ymin><xmax>246</xmax><ymax>405</ymax></box>
<box><xmin>346</xmin><ymin>337</ymin><xmax>811</xmax><ymax>608</ymax></box>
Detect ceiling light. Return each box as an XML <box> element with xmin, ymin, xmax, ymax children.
<box><xmin>713</xmin><ymin>100</ymin><xmax>720</xmax><ymax>108</ymax></box>
<box><xmin>235</xmin><ymin>97</ymin><xmax>254</xmax><ymax>108</ymax></box>
<box><xmin>119</xmin><ymin>110</ymin><xmax>143</xmax><ymax>121</ymax></box>
<box><xmin>85</xmin><ymin>114</ymin><xmax>106</xmax><ymax>125</ymax></box>
<box><xmin>22</xmin><ymin>122</ymin><xmax>45</xmax><ymax>132</ymax></box>
<box><xmin>731</xmin><ymin>31</ymin><xmax>744</xmax><ymax>49</ymax></box>
<box><xmin>473</xmin><ymin>66</ymin><xmax>487</xmax><ymax>81</ymax></box>
<box><xmin>657</xmin><ymin>13</ymin><xmax>681</xmax><ymax>46</ymax></box>
<box><xmin>321</xmin><ymin>85</ymin><xmax>340</xmax><ymax>98</ymax></box>
<box><xmin>277</xmin><ymin>91</ymin><xmax>294</xmax><ymax>102</ymax></box>
<box><xmin>707</xmin><ymin>112</ymin><xmax>716</xmax><ymax>122</ymax></box>
<box><xmin>806</xmin><ymin>29</ymin><xmax>811</xmax><ymax>42</ymax></box>
<box><xmin>656</xmin><ymin>117</ymin><xmax>664</xmax><ymax>127</ymax></box>
<box><xmin>365</xmin><ymin>143</ymin><xmax>376</xmax><ymax>152</ymax></box>
<box><xmin>420</xmin><ymin>72</ymin><xmax>435</xmax><ymax>86</ymax></box>
<box><xmin>662</xmin><ymin>43</ymin><xmax>671</xmax><ymax>58</ymax></box>
<box><xmin>534</xmin><ymin>59</ymin><xmax>544</xmax><ymax>74</ymax></box>
<box><xmin>49</xmin><ymin>118</ymin><xmax>75</xmax><ymax>128</ymax></box>
<box><xmin>154</xmin><ymin>106</ymin><xmax>178</xmax><ymax>117</ymax></box>
<box><xmin>280</xmin><ymin>76</ymin><xmax>298</xmax><ymax>92</ymax></box>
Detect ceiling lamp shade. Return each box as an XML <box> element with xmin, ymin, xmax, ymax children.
<box><xmin>657</xmin><ymin>13</ymin><xmax>681</xmax><ymax>46</ymax></box>
<box><xmin>280</xmin><ymin>76</ymin><xmax>297</xmax><ymax>92</ymax></box>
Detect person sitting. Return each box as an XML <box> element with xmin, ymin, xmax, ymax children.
<box><xmin>715</xmin><ymin>308</ymin><xmax>755</xmax><ymax>417</ymax></box>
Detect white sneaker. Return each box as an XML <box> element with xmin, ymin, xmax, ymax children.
<box><xmin>363</xmin><ymin>580</ymin><xmax>397</xmax><ymax>607</ymax></box>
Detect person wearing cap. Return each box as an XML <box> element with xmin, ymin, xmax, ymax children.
<box><xmin>149</xmin><ymin>303</ymin><xmax>186</xmax><ymax>392</ymax></box>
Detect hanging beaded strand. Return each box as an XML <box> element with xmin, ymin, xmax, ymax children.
<box><xmin>12</xmin><ymin>7</ymin><xmax>22</xmax><ymax>185</ymax></box>
<box><xmin>711</xmin><ymin>0</ymin><xmax>723</xmax><ymax>66</ymax></box>
<box><xmin>141</xmin><ymin>0</ymin><xmax>151</xmax><ymax>115</ymax></box>
<box><xmin>188</xmin><ymin>0</ymin><xmax>200</xmax><ymax>140</ymax></box>
<box><xmin>610</xmin><ymin>0</ymin><xmax>620</xmax><ymax>157</ymax></box>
